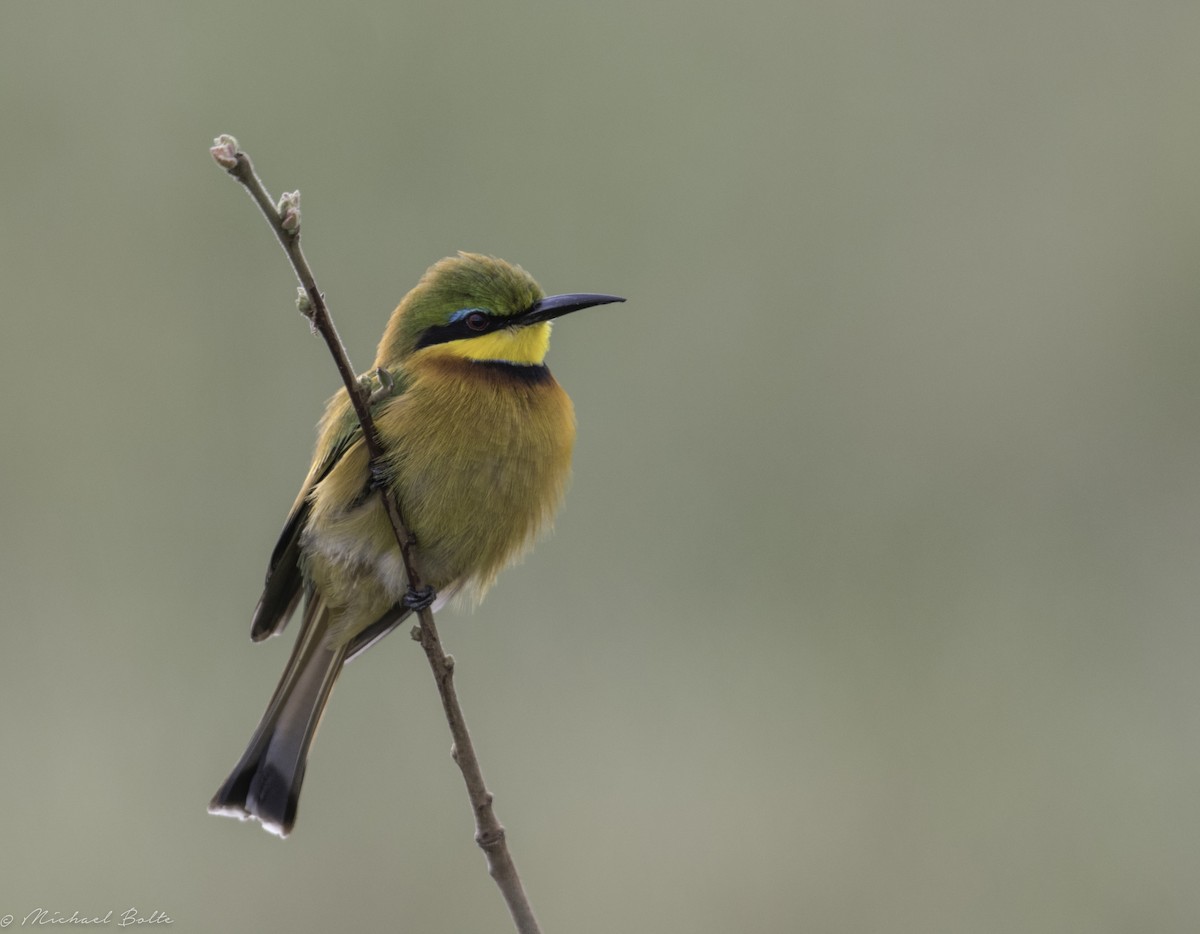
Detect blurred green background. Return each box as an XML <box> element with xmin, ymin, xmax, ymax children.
<box><xmin>3</xmin><ymin>2</ymin><xmax>1200</xmax><ymax>931</ymax></box>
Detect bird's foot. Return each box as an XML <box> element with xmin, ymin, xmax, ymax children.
<box><xmin>403</xmin><ymin>585</ymin><xmax>437</xmax><ymax>612</ymax></box>
<box><xmin>368</xmin><ymin>459</ymin><xmax>390</xmax><ymax>492</ymax></box>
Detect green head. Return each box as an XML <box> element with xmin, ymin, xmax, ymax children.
<box><xmin>375</xmin><ymin>252</ymin><xmax>623</xmax><ymax>368</ymax></box>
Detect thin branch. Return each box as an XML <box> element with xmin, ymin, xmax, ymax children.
<box><xmin>210</xmin><ymin>134</ymin><xmax>542</xmax><ymax>934</ymax></box>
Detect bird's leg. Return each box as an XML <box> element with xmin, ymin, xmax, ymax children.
<box><xmin>368</xmin><ymin>458</ymin><xmax>390</xmax><ymax>492</ymax></box>
<box><xmin>360</xmin><ymin>369</ymin><xmax>398</xmax><ymax>496</ymax></box>
<box><xmin>403</xmin><ymin>585</ymin><xmax>437</xmax><ymax>612</ymax></box>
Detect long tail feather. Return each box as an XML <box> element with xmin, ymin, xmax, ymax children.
<box><xmin>209</xmin><ymin>597</ymin><xmax>346</xmax><ymax>837</ymax></box>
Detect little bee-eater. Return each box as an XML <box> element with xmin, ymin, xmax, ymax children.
<box><xmin>209</xmin><ymin>252</ymin><xmax>623</xmax><ymax>837</ymax></box>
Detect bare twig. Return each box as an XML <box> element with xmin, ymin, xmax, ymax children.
<box><xmin>211</xmin><ymin>134</ymin><xmax>542</xmax><ymax>934</ymax></box>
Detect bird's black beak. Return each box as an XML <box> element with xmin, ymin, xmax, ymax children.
<box><xmin>520</xmin><ymin>292</ymin><xmax>625</xmax><ymax>325</ymax></box>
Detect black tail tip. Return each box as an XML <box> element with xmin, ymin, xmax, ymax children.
<box><xmin>209</xmin><ymin>763</ymin><xmax>300</xmax><ymax>838</ymax></box>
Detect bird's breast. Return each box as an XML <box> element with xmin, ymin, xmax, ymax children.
<box><xmin>373</xmin><ymin>353</ymin><xmax>576</xmax><ymax>598</ymax></box>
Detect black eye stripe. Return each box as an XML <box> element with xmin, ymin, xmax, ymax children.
<box><xmin>414</xmin><ymin>311</ymin><xmax>505</xmax><ymax>350</ymax></box>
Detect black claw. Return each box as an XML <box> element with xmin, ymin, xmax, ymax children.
<box><xmin>368</xmin><ymin>459</ymin><xmax>390</xmax><ymax>492</ymax></box>
<box><xmin>403</xmin><ymin>585</ymin><xmax>437</xmax><ymax>612</ymax></box>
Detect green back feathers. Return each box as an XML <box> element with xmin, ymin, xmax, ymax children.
<box><xmin>374</xmin><ymin>253</ymin><xmax>544</xmax><ymax>366</ymax></box>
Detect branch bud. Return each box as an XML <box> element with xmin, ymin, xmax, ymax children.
<box><xmin>210</xmin><ymin>134</ymin><xmax>240</xmax><ymax>169</ymax></box>
<box><xmin>368</xmin><ymin>366</ymin><xmax>396</xmax><ymax>404</ymax></box>
<box><xmin>278</xmin><ymin>190</ymin><xmax>301</xmax><ymax>233</ymax></box>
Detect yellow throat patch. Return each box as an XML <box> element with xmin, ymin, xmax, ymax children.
<box><xmin>434</xmin><ymin>322</ymin><xmax>551</xmax><ymax>366</ymax></box>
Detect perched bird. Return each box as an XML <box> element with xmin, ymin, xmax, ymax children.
<box><xmin>209</xmin><ymin>252</ymin><xmax>623</xmax><ymax>837</ymax></box>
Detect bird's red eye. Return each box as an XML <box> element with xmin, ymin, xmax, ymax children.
<box><xmin>465</xmin><ymin>311</ymin><xmax>489</xmax><ymax>331</ymax></box>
